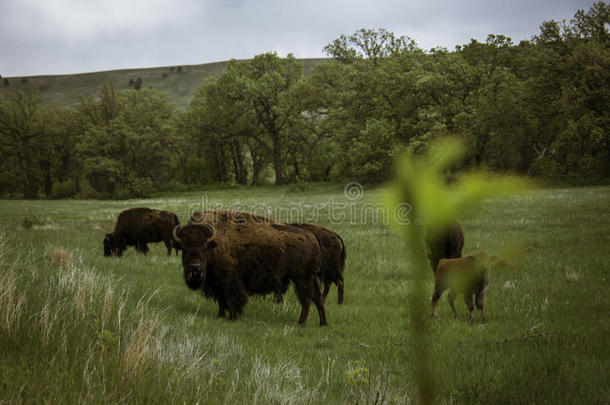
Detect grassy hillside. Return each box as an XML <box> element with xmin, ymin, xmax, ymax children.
<box><xmin>1</xmin><ymin>184</ymin><xmax>609</xmax><ymax>403</ymax></box>
<box><xmin>0</xmin><ymin>58</ymin><xmax>327</xmax><ymax>109</ymax></box>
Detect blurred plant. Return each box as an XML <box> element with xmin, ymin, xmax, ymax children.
<box><xmin>386</xmin><ymin>138</ymin><xmax>530</xmax><ymax>404</ymax></box>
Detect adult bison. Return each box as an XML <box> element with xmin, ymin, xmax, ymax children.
<box><xmin>425</xmin><ymin>220</ymin><xmax>465</xmax><ymax>273</ymax></box>
<box><xmin>286</xmin><ymin>223</ymin><xmax>346</xmax><ymax>304</ymax></box>
<box><xmin>104</xmin><ymin>207</ymin><xmax>180</xmax><ymax>257</ymax></box>
<box><xmin>174</xmin><ymin>211</ymin><xmax>328</xmax><ymax>326</ymax></box>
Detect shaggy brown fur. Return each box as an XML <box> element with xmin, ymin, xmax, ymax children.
<box><xmin>425</xmin><ymin>220</ymin><xmax>465</xmax><ymax>273</ymax></box>
<box><xmin>286</xmin><ymin>223</ymin><xmax>346</xmax><ymax>304</ymax></box>
<box><xmin>104</xmin><ymin>207</ymin><xmax>180</xmax><ymax>257</ymax></box>
<box><xmin>430</xmin><ymin>253</ymin><xmax>492</xmax><ymax>322</ymax></box>
<box><xmin>175</xmin><ymin>211</ymin><xmax>328</xmax><ymax>326</ymax></box>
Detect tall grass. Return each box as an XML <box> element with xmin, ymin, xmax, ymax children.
<box><xmin>0</xmin><ymin>232</ymin><xmax>324</xmax><ymax>404</ymax></box>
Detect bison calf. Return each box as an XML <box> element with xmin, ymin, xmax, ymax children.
<box><xmin>430</xmin><ymin>252</ymin><xmax>493</xmax><ymax>322</ymax></box>
<box><xmin>104</xmin><ymin>207</ymin><xmax>180</xmax><ymax>257</ymax></box>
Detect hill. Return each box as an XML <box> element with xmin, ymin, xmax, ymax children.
<box><xmin>0</xmin><ymin>58</ymin><xmax>327</xmax><ymax>109</ymax></box>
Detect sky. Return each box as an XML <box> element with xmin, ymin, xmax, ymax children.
<box><xmin>0</xmin><ymin>0</ymin><xmax>598</xmax><ymax>77</ymax></box>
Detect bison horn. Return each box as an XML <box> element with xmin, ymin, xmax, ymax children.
<box><xmin>172</xmin><ymin>225</ymin><xmax>182</xmax><ymax>244</ymax></box>
<box><xmin>191</xmin><ymin>212</ymin><xmax>203</xmax><ymax>224</ymax></box>
<box><xmin>206</xmin><ymin>224</ymin><xmax>216</xmax><ymax>244</ymax></box>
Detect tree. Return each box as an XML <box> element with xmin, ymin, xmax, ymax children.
<box><xmin>77</xmin><ymin>87</ymin><xmax>178</xmax><ymax>197</ymax></box>
<box><xmin>0</xmin><ymin>91</ymin><xmax>45</xmax><ymax>197</ymax></box>
<box><xmin>189</xmin><ymin>53</ymin><xmax>304</xmax><ymax>185</ymax></box>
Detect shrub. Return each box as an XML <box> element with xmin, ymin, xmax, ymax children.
<box><xmin>113</xmin><ymin>176</ymin><xmax>153</xmax><ymax>199</ymax></box>
<box><xmin>3</xmin><ymin>78</ymin><xmax>10</xmax><ymax>86</ymax></box>
<box><xmin>154</xmin><ymin>180</ymin><xmax>189</xmax><ymax>193</ymax></box>
<box><xmin>50</xmin><ymin>179</ymin><xmax>77</xmax><ymax>199</ymax></box>
<box><xmin>0</xmin><ymin>172</ymin><xmax>21</xmax><ymax>196</ymax></box>
<box><xmin>286</xmin><ymin>178</ymin><xmax>311</xmax><ymax>193</ymax></box>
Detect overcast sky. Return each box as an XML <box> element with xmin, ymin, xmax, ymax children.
<box><xmin>0</xmin><ymin>0</ymin><xmax>598</xmax><ymax>77</ymax></box>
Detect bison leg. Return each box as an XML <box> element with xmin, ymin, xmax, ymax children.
<box><xmin>135</xmin><ymin>242</ymin><xmax>149</xmax><ymax>254</ymax></box>
<box><xmin>475</xmin><ymin>285</ymin><xmax>488</xmax><ymax>322</ymax></box>
<box><xmin>448</xmin><ymin>290</ymin><xmax>458</xmax><ymax>319</ymax></box>
<box><xmin>164</xmin><ymin>239</ymin><xmax>172</xmax><ymax>256</ymax></box>
<box><xmin>217</xmin><ymin>299</ymin><xmax>228</xmax><ymax>318</ymax></box>
<box><xmin>295</xmin><ymin>278</ymin><xmax>327</xmax><ymax>326</ymax></box>
<box><xmin>296</xmin><ymin>295</ymin><xmax>311</xmax><ymax>325</ymax></box>
<box><xmin>225</xmin><ymin>281</ymin><xmax>247</xmax><ymax>321</ymax></box>
<box><xmin>322</xmin><ymin>280</ymin><xmax>331</xmax><ymax>303</ymax></box>
<box><xmin>312</xmin><ymin>279</ymin><xmax>328</xmax><ymax>326</ymax></box>
<box><xmin>273</xmin><ymin>279</ymin><xmax>289</xmax><ymax>304</ymax></box>
<box><xmin>430</xmin><ymin>283</ymin><xmax>445</xmax><ymax>319</ymax></box>
<box><xmin>337</xmin><ymin>279</ymin><xmax>344</xmax><ymax>305</ymax></box>
<box><xmin>430</xmin><ymin>292</ymin><xmax>441</xmax><ymax>319</ymax></box>
<box><xmin>228</xmin><ymin>305</ymin><xmax>244</xmax><ymax>320</ymax></box>
<box><xmin>464</xmin><ymin>294</ymin><xmax>475</xmax><ymax>323</ymax></box>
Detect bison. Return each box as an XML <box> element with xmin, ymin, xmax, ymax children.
<box><xmin>284</xmin><ymin>223</ymin><xmax>346</xmax><ymax>304</ymax></box>
<box><xmin>430</xmin><ymin>252</ymin><xmax>492</xmax><ymax>322</ymax></box>
<box><xmin>174</xmin><ymin>211</ymin><xmax>328</xmax><ymax>326</ymax></box>
<box><xmin>425</xmin><ymin>220</ymin><xmax>464</xmax><ymax>273</ymax></box>
<box><xmin>104</xmin><ymin>207</ymin><xmax>180</xmax><ymax>257</ymax></box>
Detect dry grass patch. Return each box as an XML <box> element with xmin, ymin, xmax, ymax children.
<box><xmin>50</xmin><ymin>247</ymin><xmax>70</xmax><ymax>268</ymax></box>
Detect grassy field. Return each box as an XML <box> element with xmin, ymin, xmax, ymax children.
<box><xmin>0</xmin><ymin>183</ymin><xmax>608</xmax><ymax>404</ymax></box>
<box><xmin>0</xmin><ymin>58</ymin><xmax>326</xmax><ymax>109</ymax></box>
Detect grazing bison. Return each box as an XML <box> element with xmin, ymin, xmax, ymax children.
<box><xmin>430</xmin><ymin>252</ymin><xmax>493</xmax><ymax>322</ymax></box>
<box><xmin>425</xmin><ymin>220</ymin><xmax>464</xmax><ymax>273</ymax></box>
<box><xmin>104</xmin><ymin>207</ymin><xmax>180</xmax><ymax>257</ymax></box>
<box><xmin>174</xmin><ymin>211</ymin><xmax>328</xmax><ymax>326</ymax></box>
<box><xmin>283</xmin><ymin>223</ymin><xmax>346</xmax><ymax>304</ymax></box>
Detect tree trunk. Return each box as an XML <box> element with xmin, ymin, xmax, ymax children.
<box><xmin>40</xmin><ymin>160</ymin><xmax>52</xmax><ymax>196</ymax></box>
<box><xmin>231</xmin><ymin>141</ymin><xmax>248</xmax><ymax>185</ymax></box>
<box><xmin>22</xmin><ymin>155</ymin><xmax>38</xmax><ymax>198</ymax></box>
<box><xmin>272</xmin><ymin>133</ymin><xmax>284</xmax><ymax>185</ymax></box>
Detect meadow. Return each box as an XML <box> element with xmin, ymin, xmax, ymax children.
<box><xmin>0</xmin><ymin>183</ymin><xmax>608</xmax><ymax>404</ymax></box>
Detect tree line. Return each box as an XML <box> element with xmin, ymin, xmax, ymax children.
<box><xmin>1</xmin><ymin>2</ymin><xmax>607</xmax><ymax>199</ymax></box>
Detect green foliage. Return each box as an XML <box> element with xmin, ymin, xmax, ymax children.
<box><xmin>341</xmin><ymin>119</ymin><xmax>401</xmax><ymax>183</ymax></box>
<box><xmin>113</xmin><ymin>175</ymin><xmax>153</xmax><ymax>199</ymax></box>
<box><xmin>51</xmin><ymin>179</ymin><xmax>77</xmax><ymax>199</ymax></box>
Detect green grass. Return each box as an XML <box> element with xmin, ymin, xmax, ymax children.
<box><xmin>1</xmin><ymin>184</ymin><xmax>609</xmax><ymax>404</ymax></box>
<box><xmin>0</xmin><ymin>58</ymin><xmax>327</xmax><ymax>109</ymax></box>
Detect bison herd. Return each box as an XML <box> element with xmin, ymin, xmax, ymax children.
<box><xmin>104</xmin><ymin>207</ymin><xmax>493</xmax><ymax>325</ymax></box>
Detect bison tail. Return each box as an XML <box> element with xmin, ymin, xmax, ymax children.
<box><xmin>337</xmin><ymin>233</ymin><xmax>346</xmax><ymax>271</ymax></box>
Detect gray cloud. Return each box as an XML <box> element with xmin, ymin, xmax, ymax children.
<box><xmin>0</xmin><ymin>0</ymin><xmax>597</xmax><ymax>77</ymax></box>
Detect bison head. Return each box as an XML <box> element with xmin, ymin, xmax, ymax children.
<box><xmin>103</xmin><ymin>233</ymin><xmax>115</xmax><ymax>257</ymax></box>
<box><xmin>103</xmin><ymin>233</ymin><xmax>126</xmax><ymax>257</ymax></box>
<box><xmin>173</xmin><ymin>223</ymin><xmax>217</xmax><ymax>290</ymax></box>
